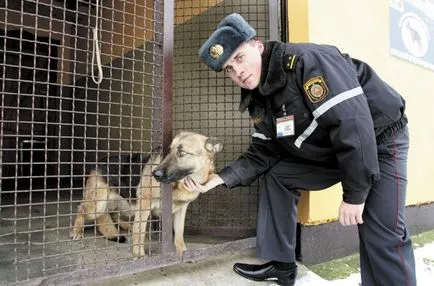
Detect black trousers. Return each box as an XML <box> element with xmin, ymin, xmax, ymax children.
<box><xmin>256</xmin><ymin>126</ymin><xmax>416</xmax><ymax>286</ymax></box>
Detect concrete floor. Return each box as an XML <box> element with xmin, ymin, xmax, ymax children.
<box><xmin>92</xmin><ymin>231</ymin><xmax>434</xmax><ymax>286</ymax></box>
<box><xmin>0</xmin><ymin>193</ymin><xmax>248</xmax><ymax>285</ymax></box>
<box><xmin>0</xmin><ymin>194</ymin><xmax>128</xmax><ymax>284</ymax></box>
<box><xmin>91</xmin><ymin>249</ymin><xmax>308</xmax><ymax>286</ymax></box>
<box><xmin>1</xmin><ymin>193</ymin><xmax>433</xmax><ymax>286</ymax></box>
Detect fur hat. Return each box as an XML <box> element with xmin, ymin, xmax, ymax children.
<box><xmin>199</xmin><ymin>13</ymin><xmax>256</xmax><ymax>72</ymax></box>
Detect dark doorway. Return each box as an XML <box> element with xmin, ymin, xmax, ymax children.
<box><xmin>0</xmin><ymin>30</ymin><xmax>60</xmax><ymax>197</ymax></box>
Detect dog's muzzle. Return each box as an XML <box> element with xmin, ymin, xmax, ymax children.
<box><xmin>152</xmin><ymin>168</ymin><xmax>192</xmax><ymax>183</ymax></box>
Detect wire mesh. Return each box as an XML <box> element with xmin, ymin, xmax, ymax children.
<box><xmin>173</xmin><ymin>0</ymin><xmax>270</xmax><ymax>237</ymax></box>
<box><xmin>0</xmin><ymin>0</ymin><xmax>163</xmax><ymax>284</ymax></box>
<box><xmin>0</xmin><ymin>0</ymin><xmax>277</xmax><ymax>284</ymax></box>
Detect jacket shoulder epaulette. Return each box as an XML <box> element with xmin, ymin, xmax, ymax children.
<box><xmin>283</xmin><ymin>54</ymin><xmax>298</xmax><ymax>71</ymax></box>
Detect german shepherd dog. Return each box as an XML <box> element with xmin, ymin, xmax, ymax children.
<box><xmin>140</xmin><ymin>131</ymin><xmax>223</xmax><ymax>256</ymax></box>
<box><xmin>71</xmin><ymin>131</ymin><xmax>222</xmax><ymax>257</ymax></box>
<box><xmin>70</xmin><ymin>152</ymin><xmax>161</xmax><ymax>244</ymax></box>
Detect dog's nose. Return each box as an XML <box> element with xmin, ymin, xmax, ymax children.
<box><xmin>152</xmin><ymin>169</ymin><xmax>164</xmax><ymax>180</ymax></box>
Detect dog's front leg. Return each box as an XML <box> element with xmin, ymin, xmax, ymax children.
<box><xmin>132</xmin><ymin>206</ymin><xmax>151</xmax><ymax>257</ymax></box>
<box><xmin>71</xmin><ymin>204</ymin><xmax>86</xmax><ymax>240</ymax></box>
<box><xmin>173</xmin><ymin>203</ymin><xmax>189</xmax><ymax>254</ymax></box>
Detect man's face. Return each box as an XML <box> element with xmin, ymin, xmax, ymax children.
<box><xmin>222</xmin><ymin>40</ymin><xmax>264</xmax><ymax>90</ymax></box>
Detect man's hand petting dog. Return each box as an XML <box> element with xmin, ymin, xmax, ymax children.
<box><xmin>184</xmin><ymin>174</ymin><xmax>224</xmax><ymax>193</ymax></box>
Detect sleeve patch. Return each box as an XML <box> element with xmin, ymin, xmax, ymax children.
<box><xmin>303</xmin><ymin>76</ymin><xmax>329</xmax><ymax>103</ymax></box>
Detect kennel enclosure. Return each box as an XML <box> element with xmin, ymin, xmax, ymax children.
<box><xmin>0</xmin><ymin>0</ymin><xmax>282</xmax><ymax>284</ymax></box>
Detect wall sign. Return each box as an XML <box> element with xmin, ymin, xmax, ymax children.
<box><xmin>389</xmin><ymin>0</ymin><xmax>434</xmax><ymax>71</ymax></box>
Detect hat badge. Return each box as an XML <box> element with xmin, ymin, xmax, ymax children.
<box><xmin>209</xmin><ymin>44</ymin><xmax>224</xmax><ymax>60</ymax></box>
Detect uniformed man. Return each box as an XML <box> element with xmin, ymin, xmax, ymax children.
<box><xmin>185</xmin><ymin>13</ymin><xmax>416</xmax><ymax>286</ymax></box>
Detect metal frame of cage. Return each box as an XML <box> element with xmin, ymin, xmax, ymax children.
<box><xmin>0</xmin><ymin>0</ymin><xmax>285</xmax><ymax>285</ymax></box>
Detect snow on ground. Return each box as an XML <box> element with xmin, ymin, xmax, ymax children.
<box><xmin>296</xmin><ymin>242</ymin><xmax>434</xmax><ymax>286</ymax></box>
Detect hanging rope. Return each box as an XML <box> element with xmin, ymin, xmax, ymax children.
<box><xmin>91</xmin><ymin>0</ymin><xmax>103</xmax><ymax>84</ymax></box>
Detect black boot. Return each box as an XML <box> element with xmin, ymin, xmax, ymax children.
<box><xmin>233</xmin><ymin>261</ymin><xmax>297</xmax><ymax>286</ymax></box>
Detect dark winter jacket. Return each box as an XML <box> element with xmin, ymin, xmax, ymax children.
<box><xmin>217</xmin><ymin>41</ymin><xmax>407</xmax><ymax>204</ymax></box>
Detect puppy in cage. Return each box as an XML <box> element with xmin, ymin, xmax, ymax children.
<box><xmin>71</xmin><ymin>131</ymin><xmax>223</xmax><ymax>257</ymax></box>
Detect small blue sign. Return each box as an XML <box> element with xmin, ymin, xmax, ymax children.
<box><xmin>389</xmin><ymin>0</ymin><xmax>434</xmax><ymax>71</ymax></box>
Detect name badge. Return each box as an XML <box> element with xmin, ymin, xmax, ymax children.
<box><xmin>276</xmin><ymin>115</ymin><xmax>295</xmax><ymax>138</ymax></box>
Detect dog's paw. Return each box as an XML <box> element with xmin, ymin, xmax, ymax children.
<box><xmin>132</xmin><ymin>245</ymin><xmax>145</xmax><ymax>257</ymax></box>
<box><xmin>70</xmin><ymin>230</ymin><xmax>84</xmax><ymax>240</ymax></box>
<box><xmin>175</xmin><ymin>242</ymin><xmax>187</xmax><ymax>254</ymax></box>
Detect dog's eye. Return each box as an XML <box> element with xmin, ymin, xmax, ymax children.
<box><xmin>177</xmin><ymin>150</ymin><xmax>186</xmax><ymax>157</ymax></box>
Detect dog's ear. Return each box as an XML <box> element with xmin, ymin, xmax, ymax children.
<box><xmin>205</xmin><ymin>137</ymin><xmax>223</xmax><ymax>153</ymax></box>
